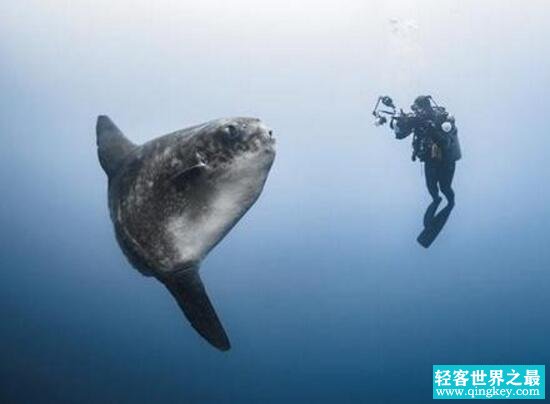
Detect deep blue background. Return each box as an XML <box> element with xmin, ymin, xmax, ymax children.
<box><xmin>1</xmin><ymin>1</ymin><xmax>549</xmax><ymax>402</ymax></box>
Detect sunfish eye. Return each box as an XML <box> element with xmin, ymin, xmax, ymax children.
<box><xmin>223</xmin><ymin>125</ymin><xmax>239</xmax><ymax>140</ymax></box>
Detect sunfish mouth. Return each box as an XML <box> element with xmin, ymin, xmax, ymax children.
<box><xmin>252</xmin><ymin>126</ymin><xmax>276</xmax><ymax>149</ymax></box>
<box><xmin>263</xmin><ymin>135</ymin><xmax>276</xmax><ymax>151</ymax></box>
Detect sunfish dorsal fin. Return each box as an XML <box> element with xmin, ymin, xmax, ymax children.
<box><xmin>96</xmin><ymin>115</ymin><xmax>136</xmax><ymax>178</ymax></box>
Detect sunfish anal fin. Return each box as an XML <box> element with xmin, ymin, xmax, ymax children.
<box><xmin>160</xmin><ymin>268</ymin><xmax>231</xmax><ymax>351</ymax></box>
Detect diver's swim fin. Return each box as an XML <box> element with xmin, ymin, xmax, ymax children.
<box><xmin>161</xmin><ymin>269</ymin><xmax>230</xmax><ymax>351</ymax></box>
<box><xmin>417</xmin><ymin>204</ymin><xmax>453</xmax><ymax>248</ymax></box>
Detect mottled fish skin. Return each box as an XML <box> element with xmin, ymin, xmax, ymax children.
<box><xmin>97</xmin><ymin>116</ymin><xmax>275</xmax><ymax>350</ymax></box>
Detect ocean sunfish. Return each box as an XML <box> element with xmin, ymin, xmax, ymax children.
<box><xmin>96</xmin><ymin>116</ymin><xmax>276</xmax><ymax>350</ymax></box>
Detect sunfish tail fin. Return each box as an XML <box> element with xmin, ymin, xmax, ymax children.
<box><xmin>96</xmin><ymin>115</ymin><xmax>136</xmax><ymax>178</ymax></box>
<box><xmin>161</xmin><ymin>269</ymin><xmax>231</xmax><ymax>351</ymax></box>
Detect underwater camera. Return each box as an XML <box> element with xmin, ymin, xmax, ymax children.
<box><xmin>372</xmin><ymin>95</ymin><xmax>438</xmax><ymax>128</ymax></box>
<box><xmin>372</xmin><ymin>96</ymin><xmax>397</xmax><ymax>126</ymax></box>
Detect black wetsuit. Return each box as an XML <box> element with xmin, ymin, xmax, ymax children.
<box><xmin>393</xmin><ymin>106</ymin><xmax>461</xmax><ymax>206</ymax></box>
<box><xmin>425</xmin><ymin>158</ymin><xmax>455</xmax><ymax>206</ymax></box>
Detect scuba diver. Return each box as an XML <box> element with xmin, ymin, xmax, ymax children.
<box><xmin>372</xmin><ymin>95</ymin><xmax>461</xmax><ymax>247</ymax></box>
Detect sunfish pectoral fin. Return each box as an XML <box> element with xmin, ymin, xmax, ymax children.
<box><xmin>96</xmin><ymin>115</ymin><xmax>136</xmax><ymax>178</ymax></box>
<box><xmin>160</xmin><ymin>268</ymin><xmax>231</xmax><ymax>351</ymax></box>
<box><xmin>169</xmin><ymin>163</ymin><xmax>207</xmax><ymax>187</ymax></box>
<box><xmin>169</xmin><ymin>153</ymin><xmax>208</xmax><ymax>188</ymax></box>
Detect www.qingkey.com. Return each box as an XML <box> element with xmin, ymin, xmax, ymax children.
<box><xmin>435</xmin><ymin>387</ymin><xmax>542</xmax><ymax>399</ymax></box>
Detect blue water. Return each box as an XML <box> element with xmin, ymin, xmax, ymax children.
<box><xmin>1</xmin><ymin>1</ymin><xmax>550</xmax><ymax>403</ymax></box>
